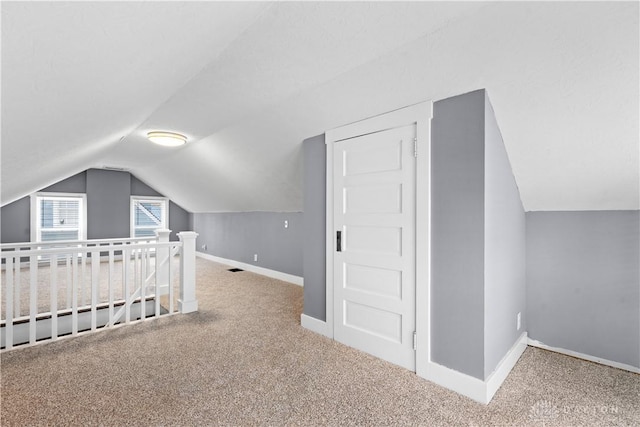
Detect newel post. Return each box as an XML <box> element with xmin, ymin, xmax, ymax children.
<box><xmin>177</xmin><ymin>231</ymin><xmax>199</xmax><ymax>313</ymax></box>
<box><xmin>155</xmin><ymin>229</ymin><xmax>172</xmax><ymax>296</ymax></box>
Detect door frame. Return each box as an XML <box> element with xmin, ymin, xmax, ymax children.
<box><xmin>325</xmin><ymin>101</ymin><xmax>432</xmax><ymax>377</ymax></box>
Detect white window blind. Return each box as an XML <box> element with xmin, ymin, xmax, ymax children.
<box><xmin>131</xmin><ymin>198</ymin><xmax>168</xmax><ymax>238</ymax></box>
<box><xmin>33</xmin><ymin>194</ymin><xmax>86</xmax><ymax>242</ymax></box>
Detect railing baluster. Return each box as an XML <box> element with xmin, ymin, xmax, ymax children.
<box><xmin>145</xmin><ymin>241</ymin><xmax>151</xmax><ymax>283</ymax></box>
<box><xmin>29</xmin><ymin>255</ymin><xmax>37</xmax><ymax>344</ymax></box>
<box><xmin>65</xmin><ymin>255</ymin><xmax>71</xmax><ymax>309</ymax></box>
<box><xmin>124</xmin><ymin>248</ymin><xmax>131</xmax><ymax>324</ymax></box>
<box><xmin>81</xmin><ymin>250</ymin><xmax>87</xmax><ymax>307</ymax></box>
<box><xmin>51</xmin><ymin>254</ymin><xmax>58</xmax><ymax>340</ymax></box>
<box><xmin>140</xmin><ymin>247</ymin><xmax>146</xmax><ymax>320</ymax></box>
<box><xmin>109</xmin><ymin>245</ymin><xmax>115</xmax><ymax>327</ymax></box>
<box><xmin>91</xmin><ymin>251</ymin><xmax>99</xmax><ymax>331</ymax></box>
<box><xmin>121</xmin><ymin>245</ymin><xmax>126</xmax><ymax>300</ymax></box>
<box><xmin>14</xmin><ymin>251</ymin><xmax>20</xmax><ymax>317</ymax></box>
<box><xmin>155</xmin><ymin>247</ymin><xmax>161</xmax><ymax>318</ymax></box>
<box><xmin>168</xmin><ymin>248</ymin><xmax>174</xmax><ymax>314</ymax></box>
<box><xmin>5</xmin><ymin>257</ymin><xmax>14</xmax><ymax>350</ymax></box>
<box><xmin>72</xmin><ymin>253</ymin><xmax>78</xmax><ymax>336</ymax></box>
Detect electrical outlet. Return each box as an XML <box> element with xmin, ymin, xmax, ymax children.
<box><xmin>517</xmin><ymin>312</ymin><xmax>521</xmax><ymax>331</ymax></box>
<box><xmin>284</xmin><ymin>220</ymin><xmax>288</xmax><ymax>228</ymax></box>
<box><xmin>201</xmin><ymin>244</ymin><xmax>207</xmax><ymax>251</ymax></box>
<box><xmin>254</xmin><ymin>254</ymin><xmax>258</xmax><ymax>262</ymax></box>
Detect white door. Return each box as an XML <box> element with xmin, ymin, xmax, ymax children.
<box><xmin>332</xmin><ymin>122</ymin><xmax>417</xmax><ymax>371</ymax></box>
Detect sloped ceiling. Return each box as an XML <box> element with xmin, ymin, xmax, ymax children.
<box><xmin>2</xmin><ymin>1</ymin><xmax>638</xmax><ymax>212</ymax></box>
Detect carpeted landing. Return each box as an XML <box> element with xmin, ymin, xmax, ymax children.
<box><xmin>1</xmin><ymin>257</ymin><xmax>638</xmax><ymax>426</ymax></box>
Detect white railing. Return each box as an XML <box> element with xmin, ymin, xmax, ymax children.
<box><xmin>0</xmin><ymin>230</ymin><xmax>198</xmax><ymax>351</ymax></box>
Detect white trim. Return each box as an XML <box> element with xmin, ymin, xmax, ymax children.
<box><xmin>328</xmin><ymin>101</ymin><xmax>431</xmax><ymax>142</ymax></box>
<box><xmin>424</xmin><ymin>361</ymin><xmax>487</xmax><ymax>404</ymax></box>
<box><xmin>300</xmin><ymin>314</ymin><xmax>331</xmax><ymax>338</ymax></box>
<box><xmin>485</xmin><ymin>332</ymin><xmax>529</xmax><ymax>402</ymax></box>
<box><xmin>196</xmin><ymin>252</ymin><xmax>303</xmax><ymax>286</ymax></box>
<box><xmin>424</xmin><ymin>332</ymin><xmax>528</xmax><ymax>404</ymax></box>
<box><xmin>178</xmin><ymin>299</ymin><xmax>198</xmax><ymax>313</ymax></box>
<box><xmin>2</xmin><ymin>253</ymin><xmax>128</xmax><ymax>271</ymax></box>
<box><xmin>324</xmin><ymin>136</ymin><xmax>335</xmax><ymax>339</ymax></box>
<box><xmin>325</xmin><ymin>101</ymin><xmax>432</xmax><ymax>368</ymax></box>
<box><xmin>130</xmin><ymin>196</ymin><xmax>169</xmax><ymax>238</ymax></box>
<box><xmin>415</xmin><ymin>102</ymin><xmax>433</xmax><ymax>378</ymax></box>
<box><xmin>30</xmin><ymin>192</ymin><xmax>87</xmax><ymax>243</ymax></box>
<box><xmin>528</xmin><ymin>338</ymin><xmax>640</xmax><ymax>374</ymax></box>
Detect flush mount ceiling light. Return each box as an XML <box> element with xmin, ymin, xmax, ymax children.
<box><xmin>146</xmin><ymin>131</ymin><xmax>187</xmax><ymax>147</ymax></box>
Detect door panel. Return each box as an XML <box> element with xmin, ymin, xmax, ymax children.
<box><xmin>344</xmin><ymin>264</ymin><xmax>402</xmax><ymax>299</ymax></box>
<box><xmin>343</xmin><ymin>138</ymin><xmax>402</xmax><ymax>176</ymax></box>
<box><xmin>333</xmin><ymin>124</ymin><xmax>416</xmax><ymax>371</ymax></box>
<box><xmin>344</xmin><ymin>225</ymin><xmax>402</xmax><ymax>255</ymax></box>
<box><xmin>344</xmin><ymin>183</ymin><xmax>402</xmax><ymax>214</ymax></box>
<box><xmin>344</xmin><ymin>301</ymin><xmax>403</xmax><ymax>343</ymax></box>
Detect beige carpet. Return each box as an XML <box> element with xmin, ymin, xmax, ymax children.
<box><xmin>1</xmin><ymin>257</ymin><xmax>638</xmax><ymax>426</ymax></box>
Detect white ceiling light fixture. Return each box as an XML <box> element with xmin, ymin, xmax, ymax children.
<box><xmin>146</xmin><ymin>131</ymin><xmax>188</xmax><ymax>147</ymax></box>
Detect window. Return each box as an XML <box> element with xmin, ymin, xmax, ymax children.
<box><xmin>31</xmin><ymin>193</ymin><xmax>87</xmax><ymax>243</ymax></box>
<box><xmin>131</xmin><ymin>197</ymin><xmax>168</xmax><ymax>238</ymax></box>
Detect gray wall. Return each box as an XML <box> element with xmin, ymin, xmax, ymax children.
<box><xmin>0</xmin><ymin>169</ymin><xmax>192</xmax><ymax>243</ymax></box>
<box><xmin>431</xmin><ymin>90</ymin><xmax>527</xmax><ymax>380</ymax></box>
<box><xmin>42</xmin><ymin>171</ymin><xmax>87</xmax><ymax>194</ymax></box>
<box><xmin>193</xmin><ymin>212</ymin><xmax>303</xmax><ymax>277</ymax></box>
<box><xmin>527</xmin><ymin>210</ymin><xmax>640</xmax><ymax>369</ymax></box>
<box><xmin>430</xmin><ymin>90</ymin><xmax>486</xmax><ymax>379</ymax></box>
<box><xmin>302</xmin><ymin>135</ymin><xmax>326</xmax><ymax>320</ymax></box>
<box><xmin>483</xmin><ymin>94</ymin><xmax>527</xmax><ymax>378</ymax></box>
<box><xmin>86</xmin><ymin>169</ymin><xmax>131</xmax><ymax>239</ymax></box>
<box><xmin>131</xmin><ymin>176</ymin><xmax>162</xmax><ymax>197</ymax></box>
<box><xmin>0</xmin><ymin>197</ymin><xmax>30</xmax><ymax>243</ymax></box>
<box><xmin>169</xmin><ymin>202</ymin><xmax>192</xmax><ymax>242</ymax></box>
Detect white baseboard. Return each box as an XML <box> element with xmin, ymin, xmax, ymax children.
<box><xmin>423</xmin><ymin>332</ymin><xmax>528</xmax><ymax>405</ymax></box>
<box><xmin>423</xmin><ymin>360</ymin><xmax>487</xmax><ymax>404</ymax></box>
<box><xmin>300</xmin><ymin>314</ymin><xmax>331</xmax><ymax>338</ymax></box>
<box><xmin>528</xmin><ymin>338</ymin><xmax>640</xmax><ymax>374</ymax></box>
<box><xmin>196</xmin><ymin>252</ymin><xmax>303</xmax><ymax>287</ymax></box>
<box><xmin>485</xmin><ymin>332</ymin><xmax>529</xmax><ymax>401</ymax></box>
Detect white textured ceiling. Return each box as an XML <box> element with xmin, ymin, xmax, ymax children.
<box><xmin>2</xmin><ymin>1</ymin><xmax>638</xmax><ymax>212</ymax></box>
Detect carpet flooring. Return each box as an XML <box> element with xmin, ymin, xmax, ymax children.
<box><xmin>1</xmin><ymin>257</ymin><xmax>638</xmax><ymax>426</ymax></box>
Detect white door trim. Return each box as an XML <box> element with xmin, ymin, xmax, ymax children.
<box><xmin>325</xmin><ymin>101</ymin><xmax>433</xmax><ymax>375</ymax></box>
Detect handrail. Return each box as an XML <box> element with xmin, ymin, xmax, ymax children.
<box><xmin>0</xmin><ymin>241</ymin><xmax>181</xmax><ymax>258</ymax></box>
<box><xmin>0</xmin><ymin>230</ymin><xmax>198</xmax><ymax>351</ymax></box>
<box><xmin>1</xmin><ymin>236</ymin><xmax>154</xmax><ymax>250</ymax></box>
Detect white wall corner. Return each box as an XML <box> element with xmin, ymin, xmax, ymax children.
<box><xmin>196</xmin><ymin>252</ymin><xmax>303</xmax><ymax>286</ymax></box>
<box><xmin>301</xmin><ymin>314</ymin><xmax>331</xmax><ymax>338</ymax></box>
<box><xmin>423</xmin><ymin>332</ymin><xmax>528</xmax><ymax>405</ymax></box>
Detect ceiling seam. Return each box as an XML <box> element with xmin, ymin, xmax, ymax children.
<box><xmin>113</xmin><ymin>2</ymin><xmax>277</xmax><ymax>149</ymax></box>
<box><xmin>191</xmin><ymin>2</ymin><xmax>497</xmax><ymax>143</ymax></box>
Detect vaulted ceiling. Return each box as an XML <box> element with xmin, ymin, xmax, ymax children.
<box><xmin>2</xmin><ymin>1</ymin><xmax>638</xmax><ymax>212</ymax></box>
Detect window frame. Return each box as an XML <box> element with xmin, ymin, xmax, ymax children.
<box><xmin>30</xmin><ymin>192</ymin><xmax>87</xmax><ymax>243</ymax></box>
<box><xmin>130</xmin><ymin>196</ymin><xmax>169</xmax><ymax>238</ymax></box>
